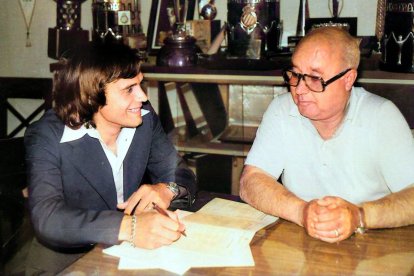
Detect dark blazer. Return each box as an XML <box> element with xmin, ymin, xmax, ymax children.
<box><xmin>24</xmin><ymin>103</ymin><xmax>196</xmax><ymax>249</ymax></box>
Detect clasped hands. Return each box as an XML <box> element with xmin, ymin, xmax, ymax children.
<box><xmin>117</xmin><ymin>183</ymin><xmax>186</xmax><ymax>249</ymax></box>
<box><xmin>302</xmin><ymin>196</ymin><xmax>360</xmax><ymax>243</ymax></box>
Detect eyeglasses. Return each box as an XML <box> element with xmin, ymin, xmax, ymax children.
<box><xmin>282</xmin><ymin>68</ymin><xmax>351</xmax><ymax>92</ymax></box>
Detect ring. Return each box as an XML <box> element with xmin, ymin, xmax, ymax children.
<box><xmin>334</xmin><ymin>229</ymin><xmax>339</xmax><ymax>237</ymax></box>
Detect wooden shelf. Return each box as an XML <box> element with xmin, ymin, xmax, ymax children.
<box><xmin>141</xmin><ymin>55</ymin><xmax>414</xmax><ymax>86</ymax></box>
<box><xmin>169</xmin><ymin>129</ymin><xmax>251</xmax><ymax>157</ymax></box>
<box><xmin>357</xmin><ymin>71</ymin><xmax>414</xmax><ymax>85</ymax></box>
<box><xmin>141</xmin><ymin>64</ymin><xmax>284</xmax><ymax>85</ymax></box>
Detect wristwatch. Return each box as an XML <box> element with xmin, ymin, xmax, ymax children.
<box><xmin>165</xmin><ymin>182</ymin><xmax>180</xmax><ymax>200</ymax></box>
<box><xmin>355</xmin><ymin>207</ymin><xmax>366</xmax><ymax>234</ymax></box>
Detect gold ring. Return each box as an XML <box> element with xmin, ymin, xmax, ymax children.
<box><xmin>334</xmin><ymin>229</ymin><xmax>339</xmax><ymax>237</ymax></box>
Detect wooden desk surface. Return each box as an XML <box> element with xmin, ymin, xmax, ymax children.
<box><xmin>59</xmin><ymin>220</ymin><xmax>414</xmax><ymax>275</ymax></box>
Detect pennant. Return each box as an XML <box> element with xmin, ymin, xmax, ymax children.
<box><xmin>18</xmin><ymin>0</ymin><xmax>36</xmax><ymax>47</ymax></box>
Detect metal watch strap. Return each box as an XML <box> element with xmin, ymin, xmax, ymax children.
<box><xmin>166</xmin><ymin>182</ymin><xmax>180</xmax><ymax>200</ymax></box>
<box><xmin>355</xmin><ymin>207</ymin><xmax>366</xmax><ymax>234</ymax></box>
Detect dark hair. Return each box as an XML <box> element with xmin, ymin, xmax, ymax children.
<box><xmin>53</xmin><ymin>42</ymin><xmax>142</xmax><ymax>129</ymax></box>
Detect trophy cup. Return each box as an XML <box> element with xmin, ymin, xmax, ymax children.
<box><xmin>48</xmin><ymin>0</ymin><xmax>89</xmax><ymax>59</ymax></box>
<box><xmin>157</xmin><ymin>0</ymin><xmax>201</xmax><ymax>67</ymax></box>
<box><xmin>92</xmin><ymin>0</ymin><xmax>147</xmax><ymax>49</ymax></box>
<box><xmin>287</xmin><ymin>0</ymin><xmax>308</xmax><ymax>51</ymax></box>
<box><xmin>304</xmin><ymin>0</ymin><xmax>357</xmax><ymax>36</ymax></box>
<box><xmin>227</xmin><ymin>0</ymin><xmax>281</xmax><ymax>59</ymax></box>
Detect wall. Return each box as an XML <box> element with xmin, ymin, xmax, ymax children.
<box><xmin>0</xmin><ymin>0</ymin><xmax>378</xmax><ymax>78</ymax></box>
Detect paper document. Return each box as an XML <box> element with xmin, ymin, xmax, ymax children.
<box><xmin>103</xmin><ymin>198</ymin><xmax>278</xmax><ymax>274</ymax></box>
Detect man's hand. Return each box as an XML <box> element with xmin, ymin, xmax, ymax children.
<box><xmin>135</xmin><ymin>210</ymin><xmax>185</xmax><ymax>249</ymax></box>
<box><xmin>303</xmin><ymin>196</ymin><xmax>360</xmax><ymax>243</ymax></box>
<box><xmin>119</xmin><ymin>211</ymin><xmax>186</xmax><ymax>249</ymax></box>
<box><xmin>301</xmin><ymin>199</ymin><xmax>319</xmax><ymax>234</ymax></box>
<box><xmin>117</xmin><ymin>183</ymin><xmax>175</xmax><ymax>215</ymax></box>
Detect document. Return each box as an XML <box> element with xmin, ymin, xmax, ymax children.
<box><xmin>103</xmin><ymin>198</ymin><xmax>278</xmax><ymax>275</ymax></box>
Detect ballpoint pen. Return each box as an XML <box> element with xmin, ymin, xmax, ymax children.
<box><xmin>152</xmin><ymin>202</ymin><xmax>187</xmax><ymax>237</ymax></box>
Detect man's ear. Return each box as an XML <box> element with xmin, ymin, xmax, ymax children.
<box><xmin>344</xmin><ymin>69</ymin><xmax>358</xmax><ymax>91</ymax></box>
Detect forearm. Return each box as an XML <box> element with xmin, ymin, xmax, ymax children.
<box><xmin>31</xmin><ymin>202</ymin><xmax>124</xmax><ymax>247</ymax></box>
<box><xmin>362</xmin><ymin>185</ymin><xmax>414</xmax><ymax>229</ymax></box>
<box><xmin>29</xmin><ymin>177</ymin><xmax>124</xmax><ymax>246</ymax></box>
<box><xmin>239</xmin><ymin>166</ymin><xmax>306</xmax><ymax>226</ymax></box>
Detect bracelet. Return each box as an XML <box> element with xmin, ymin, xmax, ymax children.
<box><xmin>130</xmin><ymin>215</ymin><xmax>136</xmax><ymax>247</ymax></box>
<box><xmin>355</xmin><ymin>207</ymin><xmax>366</xmax><ymax>234</ymax></box>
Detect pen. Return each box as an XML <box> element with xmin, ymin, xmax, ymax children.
<box><xmin>152</xmin><ymin>203</ymin><xmax>187</xmax><ymax>237</ymax></box>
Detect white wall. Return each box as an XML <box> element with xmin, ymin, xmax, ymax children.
<box><xmin>0</xmin><ymin>0</ymin><xmax>377</xmax><ymax>78</ymax></box>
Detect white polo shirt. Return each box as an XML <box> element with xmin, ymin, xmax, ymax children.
<box><xmin>245</xmin><ymin>87</ymin><xmax>414</xmax><ymax>204</ymax></box>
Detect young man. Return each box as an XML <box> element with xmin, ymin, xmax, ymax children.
<box><xmin>24</xmin><ymin>42</ymin><xmax>196</xmax><ymax>274</ymax></box>
<box><xmin>240</xmin><ymin>27</ymin><xmax>414</xmax><ymax>243</ymax></box>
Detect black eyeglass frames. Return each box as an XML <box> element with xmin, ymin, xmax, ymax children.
<box><xmin>282</xmin><ymin>68</ymin><xmax>351</xmax><ymax>92</ymax></box>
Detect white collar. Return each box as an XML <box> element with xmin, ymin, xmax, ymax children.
<box><xmin>60</xmin><ymin>109</ymin><xmax>150</xmax><ymax>143</ymax></box>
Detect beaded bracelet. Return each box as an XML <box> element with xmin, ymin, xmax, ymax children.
<box><xmin>130</xmin><ymin>215</ymin><xmax>136</xmax><ymax>247</ymax></box>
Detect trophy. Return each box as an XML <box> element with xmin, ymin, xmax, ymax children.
<box><xmin>48</xmin><ymin>0</ymin><xmax>89</xmax><ymax>59</ymax></box>
<box><xmin>92</xmin><ymin>0</ymin><xmax>147</xmax><ymax>49</ymax></box>
<box><xmin>380</xmin><ymin>0</ymin><xmax>414</xmax><ymax>72</ymax></box>
<box><xmin>304</xmin><ymin>0</ymin><xmax>357</xmax><ymax>36</ymax></box>
<box><xmin>328</xmin><ymin>0</ymin><xmax>343</xmax><ymax>18</ymax></box>
<box><xmin>227</xmin><ymin>0</ymin><xmax>281</xmax><ymax>59</ymax></box>
<box><xmin>157</xmin><ymin>0</ymin><xmax>201</xmax><ymax>67</ymax></box>
<box><xmin>287</xmin><ymin>0</ymin><xmax>308</xmax><ymax>50</ymax></box>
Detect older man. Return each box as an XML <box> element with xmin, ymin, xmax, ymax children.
<box><xmin>240</xmin><ymin>27</ymin><xmax>414</xmax><ymax>243</ymax></box>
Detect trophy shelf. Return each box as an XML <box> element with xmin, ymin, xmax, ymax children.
<box><xmin>141</xmin><ymin>64</ymin><xmax>285</xmax><ymax>85</ymax></box>
<box><xmin>141</xmin><ymin>63</ymin><xmax>414</xmax><ymax>86</ymax></box>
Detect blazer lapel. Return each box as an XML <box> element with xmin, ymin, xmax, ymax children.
<box><xmin>66</xmin><ymin>136</ymin><xmax>117</xmax><ymax>208</ymax></box>
<box><xmin>123</xmin><ymin>119</ymin><xmax>152</xmax><ymax>199</ymax></box>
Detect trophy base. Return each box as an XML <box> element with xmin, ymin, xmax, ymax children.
<box><xmin>126</xmin><ymin>34</ymin><xmax>147</xmax><ymax>50</ymax></box>
<box><xmin>157</xmin><ymin>36</ymin><xmax>201</xmax><ymax>67</ymax></box>
<box><xmin>197</xmin><ymin>50</ymin><xmax>291</xmax><ymax>71</ymax></box>
<box><xmin>287</xmin><ymin>36</ymin><xmax>303</xmax><ymax>52</ymax></box>
<box><xmin>48</xmin><ymin>28</ymin><xmax>89</xmax><ymax>60</ymax></box>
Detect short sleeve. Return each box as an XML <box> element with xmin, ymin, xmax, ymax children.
<box><xmin>245</xmin><ymin>97</ymin><xmax>286</xmax><ymax>179</ymax></box>
<box><xmin>376</xmin><ymin>100</ymin><xmax>414</xmax><ymax>191</ymax></box>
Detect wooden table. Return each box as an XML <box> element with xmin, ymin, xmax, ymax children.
<box><xmin>59</xmin><ymin>220</ymin><xmax>414</xmax><ymax>275</ymax></box>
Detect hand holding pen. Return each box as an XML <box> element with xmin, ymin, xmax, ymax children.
<box><xmin>153</xmin><ymin>203</ymin><xmax>187</xmax><ymax>237</ymax></box>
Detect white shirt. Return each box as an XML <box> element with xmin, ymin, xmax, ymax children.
<box><xmin>245</xmin><ymin>87</ymin><xmax>414</xmax><ymax>204</ymax></box>
<box><xmin>60</xmin><ymin>109</ymin><xmax>150</xmax><ymax>204</ymax></box>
